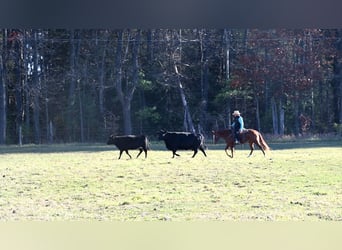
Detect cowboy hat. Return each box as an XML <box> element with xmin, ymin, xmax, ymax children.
<box><xmin>232</xmin><ymin>110</ymin><xmax>241</xmax><ymax>116</ymax></box>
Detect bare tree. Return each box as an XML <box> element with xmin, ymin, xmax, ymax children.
<box><xmin>172</xmin><ymin>30</ymin><xmax>195</xmax><ymax>133</ymax></box>
<box><xmin>199</xmin><ymin>29</ymin><xmax>209</xmax><ymax>133</ymax></box>
<box><xmin>97</xmin><ymin>30</ymin><xmax>108</xmax><ymax>117</ymax></box>
<box><xmin>113</xmin><ymin>29</ymin><xmax>141</xmax><ymax>135</ymax></box>
<box><xmin>332</xmin><ymin>29</ymin><xmax>342</xmax><ymax>125</ymax></box>
<box><xmin>32</xmin><ymin>30</ymin><xmax>41</xmax><ymax>144</ymax></box>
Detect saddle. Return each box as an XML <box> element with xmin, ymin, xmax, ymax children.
<box><xmin>236</xmin><ymin>129</ymin><xmax>248</xmax><ymax>142</ymax></box>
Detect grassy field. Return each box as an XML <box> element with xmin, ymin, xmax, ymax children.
<box><xmin>0</xmin><ymin>140</ymin><xmax>341</xmax><ymax>221</ymax></box>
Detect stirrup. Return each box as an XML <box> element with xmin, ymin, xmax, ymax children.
<box><xmin>235</xmin><ymin>140</ymin><xmax>239</xmax><ymax>144</ymax></box>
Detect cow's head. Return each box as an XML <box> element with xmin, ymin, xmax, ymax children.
<box><xmin>157</xmin><ymin>129</ymin><xmax>167</xmax><ymax>140</ymax></box>
<box><xmin>107</xmin><ymin>134</ymin><xmax>116</xmax><ymax>145</ymax></box>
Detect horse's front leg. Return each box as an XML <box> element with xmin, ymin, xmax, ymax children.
<box><xmin>225</xmin><ymin>145</ymin><xmax>233</xmax><ymax>158</ymax></box>
<box><xmin>247</xmin><ymin>143</ymin><xmax>254</xmax><ymax>157</ymax></box>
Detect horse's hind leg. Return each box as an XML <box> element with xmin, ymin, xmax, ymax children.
<box><xmin>256</xmin><ymin>143</ymin><xmax>266</xmax><ymax>156</ymax></box>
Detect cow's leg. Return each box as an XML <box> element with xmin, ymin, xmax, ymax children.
<box><xmin>172</xmin><ymin>150</ymin><xmax>180</xmax><ymax>158</ymax></box>
<box><xmin>192</xmin><ymin>149</ymin><xmax>198</xmax><ymax>158</ymax></box>
<box><xmin>125</xmin><ymin>150</ymin><xmax>132</xmax><ymax>159</ymax></box>
<box><xmin>136</xmin><ymin>148</ymin><xmax>143</xmax><ymax>158</ymax></box>
<box><xmin>143</xmin><ymin>148</ymin><xmax>147</xmax><ymax>158</ymax></box>
<box><xmin>118</xmin><ymin>150</ymin><xmax>124</xmax><ymax>159</ymax></box>
<box><xmin>199</xmin><ymin>146</ymin><xmax>207</xmax><ymax>157</ymax></box>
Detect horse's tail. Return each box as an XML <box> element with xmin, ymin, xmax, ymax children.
<box><xmin>258</xmin><ymin>133</ymin><xmax>270</xmax><ymax>151</ymax></box>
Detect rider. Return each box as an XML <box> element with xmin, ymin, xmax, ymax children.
<box><xmin>231</xmin><ymin>110</ymin><xmax>244</xmax><ymax>144</ymax></box>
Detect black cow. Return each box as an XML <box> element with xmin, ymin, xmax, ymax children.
<box><xmin>107</xmin><ymin>135</ymin><xmax>149</xmax><ymax>159</ymax></box>
<box><xmin>157</xmin><ymin>130</ymin><xmax>207</xmax><ymax>158</ymax></box>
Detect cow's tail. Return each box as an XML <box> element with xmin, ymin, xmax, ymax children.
<box><xmin>145</xmin><ymin>136</ymin><xmax>151</xmax><ymax>150</ymax></box>
<box><xmin>258</xmin><ymin>133</ymin><xmax>270</xmax><ymax>151</ymax></box>
<box><xmin>197</xmin><ymin>133</ymin><xmax>207</xmax><ymax>149</ymax></box>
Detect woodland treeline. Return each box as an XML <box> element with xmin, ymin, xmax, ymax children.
<box><xmin>0</xmin><ymin>29</ymin><xmax>341</xmax><ymax>144</ymax></box>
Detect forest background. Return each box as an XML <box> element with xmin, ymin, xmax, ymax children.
<box><xmin>0</xmin><ymin>29</ymin><xmax>341</xmax><ymax>144</ymax></box>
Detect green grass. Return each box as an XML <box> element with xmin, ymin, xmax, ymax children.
<box><xmin>0</xmin><ymin>140</ymin><xmax>341</xmax><ymax>221</ymax></box>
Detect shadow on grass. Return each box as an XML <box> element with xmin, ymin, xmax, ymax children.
<box><xmin>0</xmin><ymin>142</ymin><xmax>171</xmax><ymax>154</ymax></box>
<box><xmin>209</xmin><ymin>139</ymin><xmax>342</xmax><ymax>151</ymax></box>
<box><xmin>0</xmin><ymin>143</ymin><xmax>113</xmax><ymax>154</ymax></box>
<box><xmin>0</xmin><ymin>139</ymin><xmax>341</xmax><ymax>154</ymax></box>
<box><xmin>268</xmin><ymin>140</ymin><xmax>342</xmax><ymax>150</ymax></box>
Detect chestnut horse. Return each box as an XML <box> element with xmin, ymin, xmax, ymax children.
<box><xmin>212</xmin><ymin>129</ymin><xmax>270</xmax><ymax>158</ymax></box>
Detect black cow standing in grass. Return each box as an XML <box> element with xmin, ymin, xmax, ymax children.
<box><xmin>157</xmin><ymin>130</ymin><xmax>207</xmax><ymax>158</ymax></box>
<box><xmin>107</xmin><ymin>135</ymin><xmax>149</xmax><ymax>159</ymax></box>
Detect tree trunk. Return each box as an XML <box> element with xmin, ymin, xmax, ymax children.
<box><xmin>68</xmin><ymin>30</ymin><xmax>78</xmax><ymax>107</ymax></box>
<box><xmin>332</xmin><ymin>57</ymin><xmax>342</xmax><ymax>125</ymax></box>
<box><xmin>253</xmin><ymin>80</ymin><xmax>261</xmax><ymax>131</ymax></box>
<box><xmin>114</xmin><ymin>30</ymin><xmax>141</xmax><ymax>135</ymax></box>
<box><xmin>340</xmin><ymin>76</ymin><xmax>342</xmax><ymax>125</ymax></box>
<box><xmin>15</xmin><ymin>52</ymin><xmax>23</xmax><ymax>145</ymax></box>
<box><xmin>113</xmin><ymin>30</ymin><xmax>124</xmax><ymax>131</ymax></box>
<box><xmin>48</xmin><ymin>121</ymin><xmax>53</xmax><ymax>144</ymax></box>
<box><xmin>122</xmin><ymin>99</ymin><xmax>132</xmax><ymax>134</ymax></box>
<box><xmin>0</xmin><ymin>61</ymin><xmax>5</xmax><ymax>144</ymax></box>
<box><xmin>279</xmin><ymin>98</ymin><xmax>285</xmax><ymax>136</ymax></box>
<box><xmin>67</xmin><ymin>30</ymin><xmax>80</xmax><ymax>141</ymax></box>
<box><xmin>223</xmin><ymin>29</ymin><xmax>232</xmax><ymax>128</ymax></box>
<box><xmin>147</xmin><ymin>29</ymin><xmax>154</xmax><ymax>62</ymax></box>
<box><xmin>98</xmin><ymin>49</ymin><xmax>105</xmax><ymax>116</ymax></box>
<box><xmin>227</xmin><ymin>106</ymin><xmax>231</xmax><ymax>128</ymax></box>
<box><xmin>264</xmin><ymin>46</ymin><xmax>270</xmax><ymax>114</ymax></box>
<box><xmin>23</xmin><ymin>31</ymin><xmax>30</xmax><ymax>138</ymax></box>
<box><xmin>255</xmin><ymin>95</ymin><xmax>260</xmax><ymax>131</ymax></box>
<box><xmin>333</xmin><ymin>30</ymin><xmax>342</xmax><ymax>125</ymax></box>
<box><xmin>98</xmin><ymin>31</ymin><xmax>108</xmax><ymax>116</ymax></box>
<box><xmin>0</xmin><ymin>30</ymin><xmax>6</xmax><ymax>144</ymax></box>
<box><xmin>128</xmin><ymin>30</ymin><xmax>140</xmax><ymax>134</ymax></box>
<box><xmin>32</xmin><ymin>30</ymin><xmax>41</xmax><ymax>144</ymax></box>
<box><xmin>172</xmin><ymin>30</ymin><xmax>195</xmax><ymax>133</ymax></box>
<box><xmin>294</xmin><ymin>92</ymin><xmax>300</xmax><ymax>136</ymax></box>
<box><xmin>43</xmin><ymin>63</ymin><xmax>51</xmax><ymax>144</ymax></box>
<box><xmin>78</xmin><ymin>82</ymin><xmax>84</xmax><ymax>142</ymax></box>
<box><xmin>223</xmin><ymin>29</ymin><xmax>231</xmax><ymax>80</ymax></box>
<box><xmin>271</xmin><ymin>97</ymin><xmax>278</xmax><ymax>135</ymax></box>
<box><xmin>175</xmin><ymin>64</ymin><xmax>195</xmax><ymax>133</ymax></box>
<box><xmin>199</xmin><ymin>30</ymin><xmax>209</xmax><ymax>134</ymax></box>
